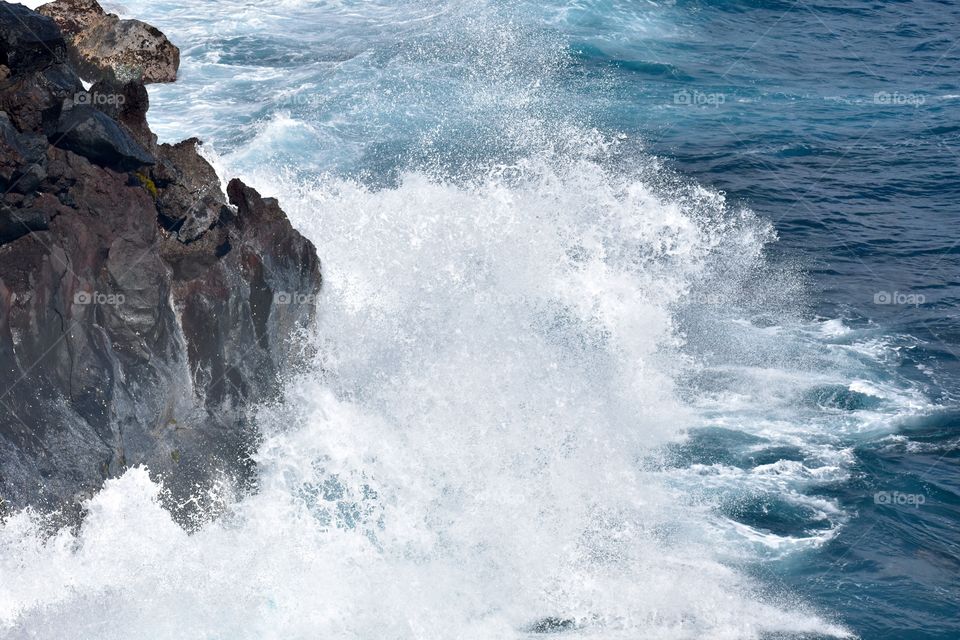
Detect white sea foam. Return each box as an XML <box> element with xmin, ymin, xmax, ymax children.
<box><xmin>0</xmin><ymin>155</ymin><xmax>857</xmax><ymax>638</ymax></box>
<box><xmin>2</xmin><ymin>0</ymin><xmax>928</xmax><ymax>636</ymax></box>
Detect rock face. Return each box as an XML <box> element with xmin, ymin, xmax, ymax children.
<box><xmin>51</xmin><ymin>103</ymin><xmax>155</xmax><ymax>170</ymax></box>
<box><xmin>0</xmin><ymin>2</ymin><xmax>68</xmax><ymax>72</ymax></box>
<box><xmin>0</xmin><ymin>2</ymin><xmax>321</xmax><ymax>522</ymax></box>
<box><xmin>38</xmin><ymin>0</ymin><xmax>180</xmax><ymax>84</ymax></box>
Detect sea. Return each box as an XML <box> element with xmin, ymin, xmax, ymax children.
<box><xmin>2</xmin><ymin>0</ymin><xmax>958</xmax><ymax>638</ymax></box>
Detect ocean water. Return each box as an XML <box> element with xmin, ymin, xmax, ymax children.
<box><xmin>3</xmin><ymin>1</ymin><xmax>959</xmax><ymax>638</ymax></box>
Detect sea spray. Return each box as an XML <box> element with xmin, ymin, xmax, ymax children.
<box><xmin>1</xmin><ymin>0</ymin><xmax>941</xmax><ymax>636</ymax></box>
<box><xmin>2</xmin><ymin>151</ymin><xmax>854</xmax><ymax>638</ymax></box>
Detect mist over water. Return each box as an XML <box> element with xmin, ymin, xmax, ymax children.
<box><xmin>0</xmin><ymin>152</ymin><xmax>856</xmax><ymax>639</ymax></box>
<box><xmin>2</xmin><ymin>0</ymin><xmax>952</xmax><ymax>638</ymax></box>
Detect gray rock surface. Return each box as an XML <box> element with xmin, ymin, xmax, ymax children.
<box><xmin>0</xmin><ymin>2</ymin><xmax>321</xmax><ymax>524</ymax></box>
<box><xmin>51</xmin><ymin>103</ymin><xmax>155</xmax><ymax>170</ymax></box>
<box><xmin>38</xmin><ymin>0</ymin><xmax>180</xmax><ymax>84</ymax></box>
<box><xmin>0</xmin><ymin>2</ymin><xmax>68</xmax><ymax>71</ymax></box>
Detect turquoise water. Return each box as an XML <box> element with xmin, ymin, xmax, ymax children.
<box><xmin>2</xmin><ymin>1</ymin><xmax>958</xmax><ymax>638</ymax></box>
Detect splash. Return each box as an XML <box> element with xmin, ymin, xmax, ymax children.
<box><xmin>3</xmin><ymin>0</ymin><xmax>932</xmax><ymax>636</ymax></box>
<box><xmin>1</xmin><ymin>152</ymin><xmax>854</xmax><ymax>638</ymax></box>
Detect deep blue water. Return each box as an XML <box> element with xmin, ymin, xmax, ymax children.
<box><xmin>19</xmin><ymin>0</ymin><xmax>958</xmax><ymax>637</ymax></box>
<box><xmin>624</xmin><ymin>2</ymin><xmax>960</xmax><ymax>637</ymax></box>
<box><xmin>142</xmin><ymin>1</ymin><xmax>959</xmax><ymax>637</ymax></box>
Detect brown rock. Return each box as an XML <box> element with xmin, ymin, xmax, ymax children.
<box><xmin>38</xmin><ymin>0</ymin><xmax>180</xmax><ymax>84</ymax></box>
<box><xmin>0</xmin><ymin>1</ymin><xmax>321</xmax><ymax>525</ymax></box>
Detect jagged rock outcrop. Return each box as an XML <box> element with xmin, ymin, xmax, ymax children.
<box><xmin>38</xmin><ymin>0</ymin><xmax>180</xmax><ymax>84</ymax></box>
<box><xmin>0</xmin><ymin>2</ymin><xmax>321</xmax><ymax>522</ymax></box>
<box><xmin>0</xmin><ymin>2</ymin><xmax>68</xmax><ymax>71</ymax></box>
<box><xmin>51</xmin><ymin>103</ymin><xmax>156</xmax><ymax>169</ymax></box>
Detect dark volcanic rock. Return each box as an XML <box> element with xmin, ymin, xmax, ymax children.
<box><xmin>87</xmin><ymin>78</ymin><xmax>154</xmax><ymax>149</ymax></box>
<box><xmin>0</xmin><ymin>112</ymin><xmax>47</xmax><ymax>193</ymax></box>
<box><xmin>0</xmin><ymin>1</ymin><xmax>321</xmax><ymax>523</ymax></box>
<box><xmin>154</xmin><ymin>138</ymin><xmax>225</xmax><ymax>242</ymax></box>
<box><xmin>51</xmin><ymin>103</ymin><xmax>155</xmax><ymax>170</ymax></box>
<box><xmin>38</xmin><ymin>0</ymin><xmax>180</xmax><ymax>84</ymax></box>
<box><xmin>0</xmin><ymin>18</ymin><xmax>82</xmax><ymax>134</ymax></box>
<box><xmin>0</xmin><ymin>2</ymin><xmax>67</xmax><ymax>72</ymax></box>
<box><xmin>0</xmin><ymin>203</ymin><xmax>49</xmax><ymax>245</ymax></box>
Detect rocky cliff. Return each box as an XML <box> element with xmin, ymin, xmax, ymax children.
<box><xmin>0</xmin><ymin>0</ymin><xmax>321</xmax><ymax>523</ymax></box>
